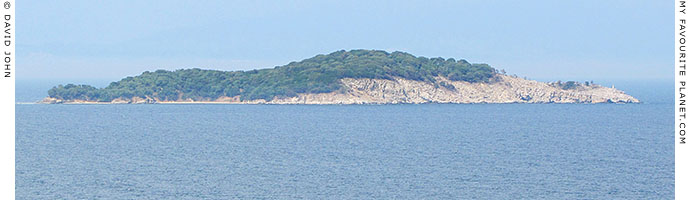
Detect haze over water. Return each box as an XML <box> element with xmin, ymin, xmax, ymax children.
<box><xmin>17</xmin><ymin>0</ymin><xmax>672</xmax><ymax>198</ymax></box>
<box><xmin>16</xmin><ymin>81</ymin><xmax>673</xmax><ymax>199</ymax></box>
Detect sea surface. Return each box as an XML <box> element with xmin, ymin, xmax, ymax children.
<box><xmin>16</xmin><ymin>80</ymin><xmax>674</xmax><ymax>199</ymax></box>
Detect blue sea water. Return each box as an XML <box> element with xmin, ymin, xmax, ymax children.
<box><xmin>16</xmin><ymin>80</ymin><xmax>674</xmax><ymax>199</ymax></box>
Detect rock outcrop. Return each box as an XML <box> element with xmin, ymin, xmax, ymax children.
<box><xmin>266</xmin><ymin>75</ymin><xmax>638</xmax><ymax>104</ymax></box>
<box><xmin>41</xmin><ymin>75</ymin><xmax>639</xmax><ymax>104</ymax></box>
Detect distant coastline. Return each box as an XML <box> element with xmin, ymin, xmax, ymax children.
<box><xmin>41</xmin><ymin>50</ymin><xmax>639</xmax><ymax>105</ymax></box>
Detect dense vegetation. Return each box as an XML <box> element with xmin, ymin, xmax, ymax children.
<box><xmin>48</xmin><ymin>50</ymin><xmax>497</xmax><ymax>101</ymax></box>
<box><xmin>549</xmin><ymin>80</ymin><xmax>589</xmax><ymax>90</ymax></box>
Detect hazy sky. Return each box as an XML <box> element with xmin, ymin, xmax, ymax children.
<box><xmin>20</xmin><ymin>0</ymin><xmax>671</xmax><ymax>82</ymax></box>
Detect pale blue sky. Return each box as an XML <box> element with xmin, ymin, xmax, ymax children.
<box><xmin>19</xmin><ymin>0</ymin><xmax>671</xmax><ymax>81</ymax></box>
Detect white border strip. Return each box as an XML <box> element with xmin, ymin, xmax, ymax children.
<box><xmin>677</xmin><ymin>0</ymin><xmax>688</xmax><ymax>199</ymax></box>
<box><xmin>0</xmin><ymin>0</ymin><xmax>13</xmax><ymax>198</ymax></box>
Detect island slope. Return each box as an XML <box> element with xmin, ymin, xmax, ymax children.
<box><xmin>41</xmin><ymin>50</ymin><xmax>639</xmax><ymax>104</ymax></box>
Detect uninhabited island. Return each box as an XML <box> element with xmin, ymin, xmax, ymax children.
<box><xmin>41</xmin><ymin>50</ymin><xmax>639</xmax><ymax>104</ymax></box>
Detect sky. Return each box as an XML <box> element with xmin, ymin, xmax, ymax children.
<box><xmin>19</xmin><ymin>0</ymin><xmax>671</xmax><ymax>82</ymax></box>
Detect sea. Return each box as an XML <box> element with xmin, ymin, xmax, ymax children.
<box><xmin>16</xmin><ymin>79</ymin><xmax>674</xmax><ymax>199</ymax></box>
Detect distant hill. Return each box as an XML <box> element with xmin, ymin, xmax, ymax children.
<box><xmin>46</xmin><ymin>50</ymin><xmax>497</xmax><ymax>102</ymax></box>
<box><xmin>43</xmin><ymin>49</ymin><xmax>638</xmax><ymax>104</ymax></box>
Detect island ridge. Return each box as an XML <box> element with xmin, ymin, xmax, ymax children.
<box><xmin>42</xmin><ymin>50</ymin><xmax>639</xmax><ymax>104</ymax></box>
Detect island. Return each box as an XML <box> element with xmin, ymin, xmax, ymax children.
<box><xmin>41</xmin><ymin>50</ymin><xmax>639</xmax><ymax>104</ymax></box>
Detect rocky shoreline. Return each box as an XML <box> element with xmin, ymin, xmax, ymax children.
<box><xmin>41</xmin><ymin>75</ymin><xmax>639</xmax><ymax>104</ymax></box>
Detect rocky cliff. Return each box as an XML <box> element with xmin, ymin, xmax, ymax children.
<box><xmin>41</xmin><ymin>75</ymin><xmax>639</xmax><ymax>104</ymax></box>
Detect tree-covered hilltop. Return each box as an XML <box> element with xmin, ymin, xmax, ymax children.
<box><xmin>48</xmin><ymin>50</ymin><xmax>497</xmax><ymax>101</ymax></box>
